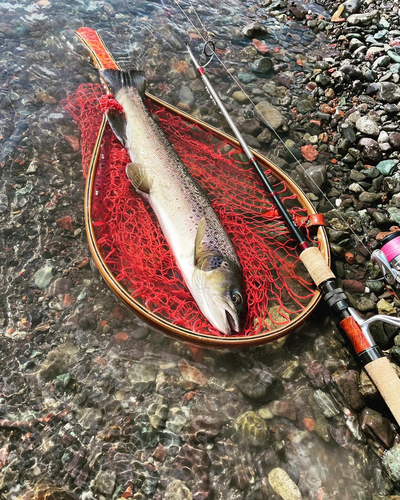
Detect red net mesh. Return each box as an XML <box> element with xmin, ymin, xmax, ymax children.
<box><xmin>63</xmin><ymin>83</ymin><xmax>316</xmax><ymax>337</ymax></box>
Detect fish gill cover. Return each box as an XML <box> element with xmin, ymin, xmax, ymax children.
<box><xmin>63</xmin><ymin>83</ymin><xmax>316</xmax><ymax>337</ymax></box>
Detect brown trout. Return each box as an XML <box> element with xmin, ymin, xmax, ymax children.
<box><xmin>101</xmin><ymin>69</ymin><xmax>246</xmax><ymax>334</ymax></box>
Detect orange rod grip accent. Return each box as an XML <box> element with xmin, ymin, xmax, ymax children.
<box><xmin>340</xmin><ymin>316</ymin><xmax>372</xmax><ymax>354</ymax></box>
<box><xmin>76</xmin><ymin>27</ymin><xmax>119</xmax><ymax>70</ymax></box>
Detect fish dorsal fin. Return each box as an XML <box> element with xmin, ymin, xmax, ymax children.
<box><xmin>194</xmin><ymin>217</ymin><xmax>207</xmax><ymax>266</ymax></box>
<box><xmin>106</xmin><ymin>108</ymin><xmax>127</xmax><ymax>147</ymax></box>
<box><xmin>126</xmin><ymin>162</ymin><xmax>153</xmax><ymax>194</ymax></box>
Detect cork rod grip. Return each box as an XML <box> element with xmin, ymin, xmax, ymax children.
<box><xmin>364</xmin><ymin>356</ymin><xmax>400</xmax><ymax>426</ymax></box>
<box><xmin>299</xmin><ymin>247</ymin><xmax>335</xmax><ymax>287</ymax></box>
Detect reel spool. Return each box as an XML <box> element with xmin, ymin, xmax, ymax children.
<box><xmin>372</xmin><ymin>231</ymin><xmax>400</xmax><ymax>289</ymax></box>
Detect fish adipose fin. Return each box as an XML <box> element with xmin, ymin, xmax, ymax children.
<box><xmin>106</xmin><ymin>108</ymin><xmax>128</xmax><ymax>147</ymax></box>
<box><xmin>126</xmin><ymin>162</ymin><xmax>153</xmax><ymax>194</ymax></box>
<box><xmin>194</xmin><ymin>217</ymin><xmax>207</xmax><ymax>265</ymax></box>
<box><xmin>101</xmin><ymin>69</ymin><xmax>146</xmax><ymax>97</ymax></box>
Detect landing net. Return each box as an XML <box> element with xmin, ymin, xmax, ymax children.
<box><xmin>63</xmin><ymin>83</ymin><xmax>316</xmax><ymax>337</ymax></box>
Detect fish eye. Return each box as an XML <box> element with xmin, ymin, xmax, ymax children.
<box><xmin>232</xmin><ymin>292</ymin><xmax>243</xmax><ymax>306</ymax></box>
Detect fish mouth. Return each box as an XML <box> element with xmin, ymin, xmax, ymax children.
<box><xmin>212</xmin><ymin>296</ymin><xmax>240</xmax><ymax>335</ymax></box>
<box><xmin>226</xmin><ymin>310</ymin><xmax>239</xmax><ymax>334</ymax></box>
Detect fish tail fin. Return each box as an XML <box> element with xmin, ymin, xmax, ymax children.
<box><xmin>101</xmin><ymin>69</ymin><xmax>146</xmax><ymax>97</ymax></box>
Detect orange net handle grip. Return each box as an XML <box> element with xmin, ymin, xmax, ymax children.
<box><xmin>76</xmin><ymin>28</ymin><xmax>120</xmax><ymax>71</ymax></box>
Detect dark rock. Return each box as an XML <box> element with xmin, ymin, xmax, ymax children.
<box><xmin>377</xmin><ymin>82</ymin><xmax>400</xmax><ymax>103</ymax></box>
<box><xmin>235</xmin><ymin>364</ymin><xmax>283</xmax><ymax>403</ymax></box>
<box><xmin>252</xmin><ymin>57</ymin><xmax>273</xmax><ymax>74</ymax></box>
<box><xmin>305</xmin><ymin>361</ymin><xmax>331</xmax><ymax>389</ymax></box>
<box><xmin>359</xmin><ymin>407</ymin><xmax>395</xmax><ymax>449</ymax></box>
<box><xmin>358</xmin><ymin>137</ymin><xmax>382</xmax><ymax>164</ymax></box>
<box><xmin>389</xmin><ymin>132</ymin><xmax>400</xmax><ymax>150</ymax></box>
<box><xmin>242</xmin><ymin>21</ymin><xmax>268</xmax><ymax>38</ymax></box>
<box><xmin>331</xmin><ymin>369</ymin><xmax>365</xmax><ymax>410</ymax></box>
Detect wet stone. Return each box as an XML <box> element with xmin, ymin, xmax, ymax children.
<box><xmin>34</xmin><ymin>266</ymin><xmax>54</xmax><ymax>289</ymax></box>
<box><xmin>235</xmin><ymin>364</ymin><xmax>282</xmax><ymax>402</ymax></box>
<box><xmin>376</xmin><ymin>160</ymin><xmax>398</xmax><ymax>176</ymax></box>
<box><xmin>242</xmin><ymin>21</ymin><xmax>268</xmax><ymax>38</ymax></box>
<box><xmin>305</xmin><ymin>361</ymin><xmax>331</xmax><ymax>389</ymax></box>
<box><xmin>77</xmin><ymin>407</ymin><xmax>103</xmax><ymax>430</ymax></box>
<box><xmin>268</xmin><ymin>468</ymin><xmax>302</xmax><ymax>500</ymax></box>
<box><xmin>356</xmin><ymin>296</ymin><xmax>377</xmax><ymax>311</ymax></box>
<box><xmin>234</xmin><ymin>411</ymin><xmax>270</xmax><ymax>446</ymax></box>
<box><xmin>377</xmin><ymin>82</ymin><xmax>400</xmax><ymax>103</ymax></box>
<box><xmin>360</xmin><ymin>407</ymin><xmax>395</xmax><ymax>449</ymax></box>
<box><xmin>313</xmin><ymin>390</ymin><xmax>340</xmax><ymax>418</ymax></box>
<box><xmin>183</xmin><ymin>416</ymin><xmax>222</xmax><ymax>444</ymax></box>
<box><xmin>356</xmin><ymin>116</ymin><xmax>380</xmax><ymax>136</ymax></box>
<box><xmin>269</xmin><ymin>400</ymin><xmax>297</xmax><ymax>420</ymax></box>
<box><xmin>252</xmin><ymin>57</ymin><xmax>273</xmax><ymax>74</ymax></box>
<box><xmin>33</xmin><ymin>343</ymin><xmax>79</xmax><ymax>383</ymax></box>
<box><xmin>390</xmin><ymin>345</ymin><xmax>400</xmax><ymax>365</ymax></box>
<box><xmin>255</xmin><ymin>101</ymin><xmax>286</xmax><ymax>129</ymax></box>
<box><xmin>383</xmin><ymin>444</ymin><xmax>400</xmax><ymax>484</ymax></box>
<box><xmin>232</xmin><ymin>91</ymin><xmax>250</xmax><ymax>104</ymax></box>
<box><xmin>238</xmin><ymin>71</ymin><xmax>257</xmax><ymax>85</ymax></box>
<box><xmin>92</xmin><ymin>469</ymin><xmax>116</xmax><ymax>496</ymax></box>
<box><xmin>48</xmin><ymin>277</ymin><xmax>72</xmax><ymax>296</ymax></box>
<box><xmin>165</xmin><ymin>479</ymin><xmax>192</xmax><ymax>500</ymax></box>
<box><xmin>331</xmin><ymin>369</ymin><xmax>365</xmax><ymax>411</ymax></box>
<box><xmin>147</xmin><ymin>396</ymin><xmax>168</xmax><ymax>429</ymax></box>
<box><xmin>126</xmin><ymin>363</ymin><xmax>157</xmax><ymax>393</ymax></box>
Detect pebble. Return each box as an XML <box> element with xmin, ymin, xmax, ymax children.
<box><xmin>92</xmin><ymin>470</ymin><xmax>116</xmax><ymax>496</ymax></box>
<box><xmin>313</xmin><ymin>390</ymin><xmax>341</xmax><ymax>418</ymax></box>
<box><xmin>383</xmin><ymin>444</ymin><xmax>400</xmax><ymax>483</ymax></box>
<box><xmin>165</xmin><ymin>480</ymin><xmax>192</xmax><ymax>500</ymax></box>
<box><xmin>234</xmin><ymin>411</ymin><xmax>270</xmax><ymax>446</ymax></box>
<box><xmin>255</xmin><ymin>101</ymin><xmax>286</xmax><ymax>129</ymax></box>
<box><xmin>33</xmin><ymin>266</ymin><xmax>54</xmax><ymax>289</ymax></box>
<box><xmin>356</xmin><ymin>116</ymin><xmax>380</xmax><ymax>136</ymax></box>
<box><xmin>126</xmin><ymin>363</ymin><xmax>157</xmax><ymax>393</ymax></box>
<box><xmin>268</xmin><ymin>468</ymin><xmax>302</xmax><ymax>500</ymax></box>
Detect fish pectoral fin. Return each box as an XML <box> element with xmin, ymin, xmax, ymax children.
<box><xmin>194</xmin><ymin>216</ymin><xmax>207</xmax><ymax>266</ymax></box>
<box><xmin>126</xmin><ymin>162</ymin><xmax>152</xmax><ymax>194</ymax></box>
<box><xmin>106</xmin><ymin>108</ymin><xmax>128</xmax><ymax>147</ymax></box>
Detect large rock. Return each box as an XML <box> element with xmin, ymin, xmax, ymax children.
<box><xmin>242</xmin><ymin>21</ymin><xmax>268</xmax><ymax>38</ymax></box>
<box><xmin>268</xmin><ymin>468</ymin><xmax>302</xmax><ymax>500</ymax></box>
<box><xmin>252</xmin><ymin>57</ymin><xmax>273</xmax><ymax>74</ymax></box>
<box><xmin>346</xmin><ymin>9</ymin><xmax>378</xmax><ymax>25</ymax></box>
<box><xmin>165</xmin><ymin>480</ymin><xmax>192</xmax><ymax>500</ymax></box>
<box><xmin>255</xmin><ymin>101</ymin><xmax>286</xmax><ymax>129</ymax></box>
<box><xmin>377</xmin><ymin>82</ymin><xmax>400</xmax><ymax>103</ymax></box>
<box><xmin>355</xmin><ymin>116</ymin><xmax>379</xmax><ymax>136</ymax></box>
<box><xmin>234</xmin><ymin>411</ymin><xmax>270</xmax><ymax>446</ymax></box>
<box><xmin>296</xmin><ymin>163</ymin><xmax>326</xmax><ymax>194</ymax></box>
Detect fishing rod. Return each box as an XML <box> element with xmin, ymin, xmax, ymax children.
<box><xmin>186</xmin><ymin>40</ymin><xmax>400</xmax><ymax>426</ymax></box>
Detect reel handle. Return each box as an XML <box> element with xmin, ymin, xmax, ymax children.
<box><xmin>300</xmin><ymin>246</ymin><xmax>400</xmax><ymax>426</ymax></box>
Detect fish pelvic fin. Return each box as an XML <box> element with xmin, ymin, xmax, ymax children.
<box><xmin>126</xmin><ymin>162</ymin><xmax>153</xmax><ymax>194</ymax></box>
<box><xmin>194</xmin><ymin>217</ymin><xmax>207</xmax><ymax>266</ymax></box>
<box><xmin>106</xmin><ymin>108</ymin><xmax>128</xmax><ymax>147</ymax></box>
<box><xmin>101</xmin><ymin>69</ymin><xmax>146</xmax><ymax>97</ymax></box>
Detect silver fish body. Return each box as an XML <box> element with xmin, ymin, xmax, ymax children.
<box><xmin>101</xmin><ymin>69</ymin><xmax>246</xmax><ymax>334</ymax></box>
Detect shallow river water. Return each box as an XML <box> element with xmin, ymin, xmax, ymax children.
<box><xmin>1</xmin><ymin>0</ymin><xmax>400</xmax><ymax>498</ymax></box>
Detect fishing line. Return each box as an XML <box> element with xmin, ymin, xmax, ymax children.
<box><xmin>172</xmin><ymin>0</ymin><xmax>372</xmax><ymax>256</ymax></box>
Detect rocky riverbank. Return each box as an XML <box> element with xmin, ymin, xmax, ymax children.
<box><xmin>1</xmin><ymin>0</ymin><xmax>400</xmax><ymax>498</ymax></box>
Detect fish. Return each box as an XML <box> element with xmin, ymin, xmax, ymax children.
<box><xmin>100</xmin><ymin>68</ymin><xmax>246</xmax><ymax>334</ymax></box>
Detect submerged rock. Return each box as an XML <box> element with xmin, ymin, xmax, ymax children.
<box><xmin>268</xmin><ymin>468</ymin><xmax>302</xmax><ymax>500</ymax></box>
<box><xmin>234</xmin><ymin>411</ymin><xmax>270</xmax><ymax>446</ymax></box>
